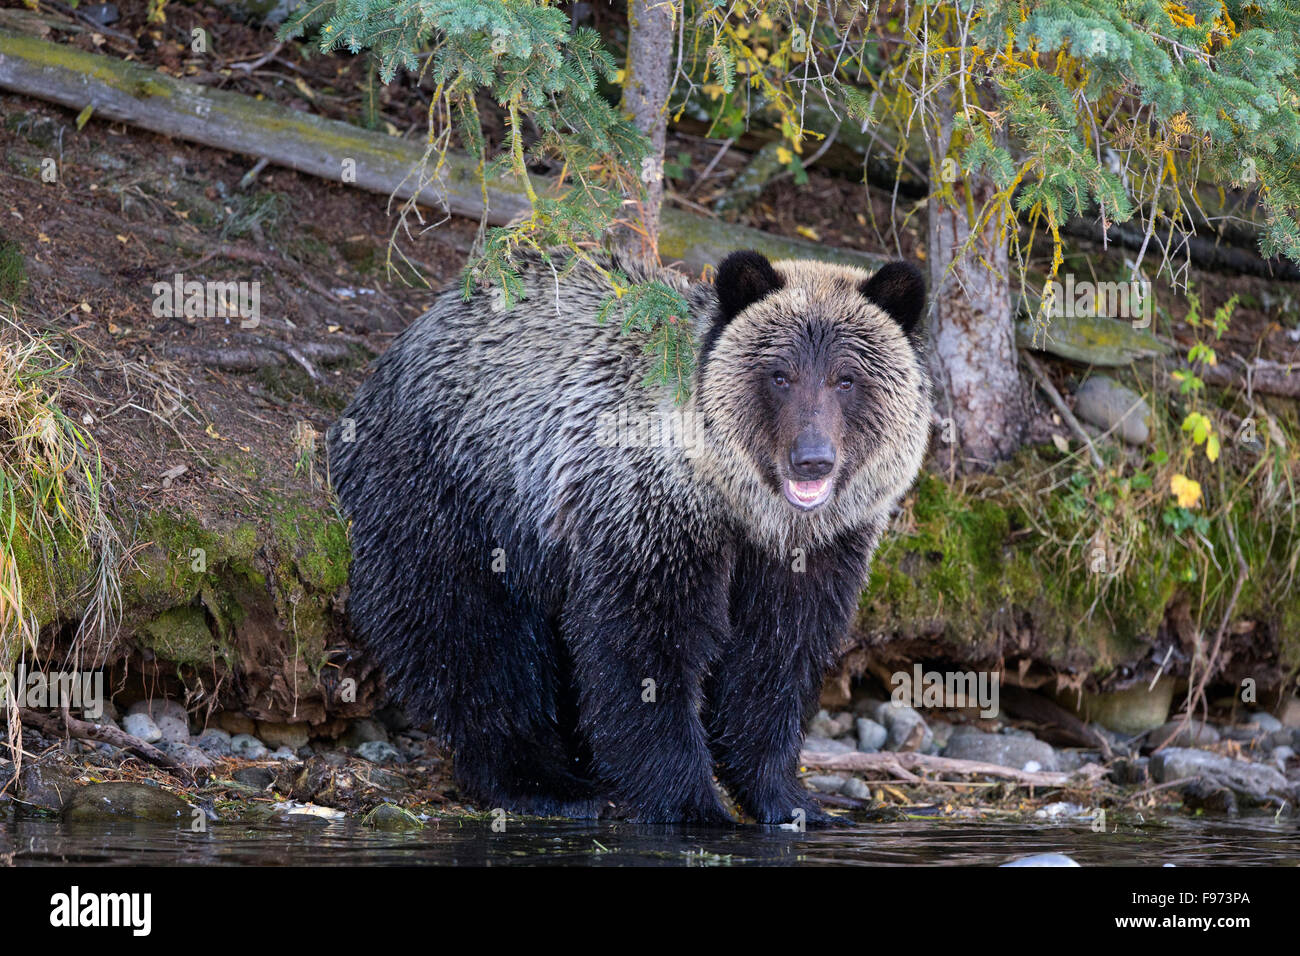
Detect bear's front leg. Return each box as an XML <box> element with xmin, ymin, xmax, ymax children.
<box><xmin>564</xmin><ymin>546</ymin><xmax>735</xmax><ymax>825</ymax></box>
<box><xmin>707</xmin><ymin>529</ymin><xmax>879</xmax><ymax>827</ymax></box>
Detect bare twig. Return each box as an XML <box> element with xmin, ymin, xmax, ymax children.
<box><xmin>228</xmin><ymin>41</ymin><xmax>285</xmax><ymax>75</ymax></box>
<box><xmin>685</xmin><ymin>137</ymin><xmax>735</xmax><ymax>197</ymax></box>
<box><xmin>238</xmin><ymin>157</ymin><xmax>270</xmax><ymax>191</ymax></box>
<box><xmin>1170</xmin><ymin>519</ymin><xmax>1249</xmax><ymax>747</ymax></box>
<box><xmin>1022</xmin><ymin>351</ymin><xmax>1105</xmax><ymax>468</ymax></box>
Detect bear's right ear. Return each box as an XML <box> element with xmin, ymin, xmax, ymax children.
<box><xmin>714</xmin><ymin>250</ymin><xmax>784</xmax><ymax>322</ymax></box>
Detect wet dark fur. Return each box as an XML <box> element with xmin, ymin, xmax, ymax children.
<box><xmin>329</xmin><ymin>250</ymin><xmax>929</xmax><ymax>824</ymax></box>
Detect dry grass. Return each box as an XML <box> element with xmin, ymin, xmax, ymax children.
<box><xmin>0</xmin><ymin>306</ymin><xmax>123</xmax><ymax>668</ymax></box>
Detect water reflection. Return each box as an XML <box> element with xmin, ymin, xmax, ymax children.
<box><xmin>2</xmin><ymin>814</ymin><xmax>1297</xmax><ymax>866</ymax></box>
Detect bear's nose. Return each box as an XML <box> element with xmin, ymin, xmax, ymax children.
<box><xmin>790</xmin><ymin>433</ymin><xmax>835</xmax><ymax>479</ymax></box>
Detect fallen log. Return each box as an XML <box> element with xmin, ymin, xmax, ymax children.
<box><xmin>999</xmin><ymin>684</ymin><xmax>1113</xmax><ymax>755</ymax></box>
<box><xmin>1062</xmin><ymin>216</ymin><xmax>1300</xmax><ymax>282</ymax></box>
<box><xmin>800</xmin><ymin>749</ymin><xmax>1109</xmax><ymax>788</ymax></box>
<box><xmin>0</xmin><ymin>29</ymin><xmax>883</xmax><ymax>275</ymax></box>
<box><xmin>1199</xmin><ymin>358</ymin><xmax>1300</xmax><ymax>400</ymax></box>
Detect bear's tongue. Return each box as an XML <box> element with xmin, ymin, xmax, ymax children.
<box><xmin>785</xmin><ymin>477</ymin><xmax>832</xmax><ymax>507</ymax></box>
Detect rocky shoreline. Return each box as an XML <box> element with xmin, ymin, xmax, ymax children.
<box><xmin>800</xmin><ymin>698</ymin><xmax>1298</xmax><ymax>817</ymax></box>
<box><xmin>2</xmin><ymin>690</ymin><xmax>1297</xmax><ymax>830</ymax></box>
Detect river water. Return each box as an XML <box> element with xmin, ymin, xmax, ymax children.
<box><xmin>3</xmin><ymin>814</ymin><xmax>1296</xmax><ymax>866</ymax></box>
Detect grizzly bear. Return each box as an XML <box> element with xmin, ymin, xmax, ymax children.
<box><xmin>329</xmin><ymin>250</ymin><xmax>930</xmax><ymax>825</ymax></box>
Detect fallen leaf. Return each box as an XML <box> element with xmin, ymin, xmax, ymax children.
<box><xmin>1170</xmin><ymin>473</ymin><xmax>1202</xmax><ymax>508</ymax></box>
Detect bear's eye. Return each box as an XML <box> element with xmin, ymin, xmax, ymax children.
<box><xmin>772</xmin><ymin>372</ymin><xmax>790</xmax><ymax>388</ymax></box>
<box><xmin>836</xmin><ymin>377</ymin><xmax>854</xmax><ymax>391</ymax></box>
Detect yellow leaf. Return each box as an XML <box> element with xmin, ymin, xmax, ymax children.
<box><xmin>776</xmin><ymin>146</ymin><xmax>794</xmax><ymax>164</ymax></box>
<box><xmin>1170</xmin><ymin>473</ymin><xmax>1202</xmax><ymax>508</ymax></box>
<box><xmin>75</xmin><ymin>103</ymin><xmax>94</xmax><ymax>131</ymax></box>
<box><xmin>796</xmin><ymin>225</ymin><xmax>819</xmax><ymax>240</ymax></box>
<box><xmin>1206</xmin><ymin>433</ymin><xmax>1221</xmax><ymax>462</ymax></box>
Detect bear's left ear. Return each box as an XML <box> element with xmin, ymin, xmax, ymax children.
<box><xmin>714</xmin><ymin>250</ymin><xmax>785</xmax><ymax>322</ymax></box>
<box><xmin>859</xmin><ymin>261</ymin><xmax>926</xmax><ymax>336</ymax></box>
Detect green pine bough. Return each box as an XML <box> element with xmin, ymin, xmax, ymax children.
<box><xmin>280</xmin><ymin>0</ymin><xmax>696</xmax><ymax>398</ymax></box>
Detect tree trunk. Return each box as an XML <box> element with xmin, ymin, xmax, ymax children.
<box><xmin>620</xmin><ymin>0</ymin><xmax>676</xmax><ymax>258</ymax></box>
<box><xmin>925</xmin><ymin>94</ymin><xmax>1026</xmax><ymax>468</ymax></box>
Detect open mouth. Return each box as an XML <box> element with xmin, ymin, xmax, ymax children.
<box><xmin>783</xmin><ymin>477</ymin><xmax>833</xmax><ymax>510</ymax></box>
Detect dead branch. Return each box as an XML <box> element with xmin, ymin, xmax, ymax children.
<box><xmin>801</xmin><ymin>749</ymin><xmax>1108</xmax><ymax>788</ymax></box>
<box><xmin>1022</xmin><ymin>351</ymin><xmax>1105</xmax><ymax>468</ymax></box>
<box><xmin>20</xmin><ymin>708</ymin><xmax>181</xmax><ymax>769</ymax></box>
<box><xmin>159</xmin><ymin>345</ymin><xmax>285</xmax><ymax>371</ymax></box>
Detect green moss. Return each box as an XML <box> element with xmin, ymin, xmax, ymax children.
<box><xmin>1281</xmin><ymin>598</ymin><xmax>1300</xmax><ymax>672</ymax></box>
<box><xmin>140</xmin><ymin>605</ymin><xmax>231</xmax><ymax>667</ymax></box>
<box><xmin>117</xmin><ymin>499</ymin><xmax>345</xmax><ymax>673</ymax></box>
<box><xmin>0</xmin><ymin>240</ymin><xmax>26</xmax><ymax>303</ymax></box>
<box><xmin>337</xmin><ymin>236</ymin><xmax>379</xmax><ymax>273</ymax></box>
<box><xmin>8</xmin><ymin>521</ymin><xmax>93</xmax><ymax>629</ymax></box>
<box><xmin>125</xmin><ymin>511</ymin><xmax>261</xmax><ymax>611</ymax></box>
<box><xmin>862</xmin><ymin>465</ymin><xmax>1169</xmax><ymax>669</ymax></box>
<box><xmin>271</xmin><ymin>499</ymin><xmax>350</xmax><ymax>596</ymax></box>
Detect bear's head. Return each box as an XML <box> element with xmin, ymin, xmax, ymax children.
<box><xmin>695</xmin><ymin>250</ymin><xmax>931</xmax><ymax>547</ymax></box>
